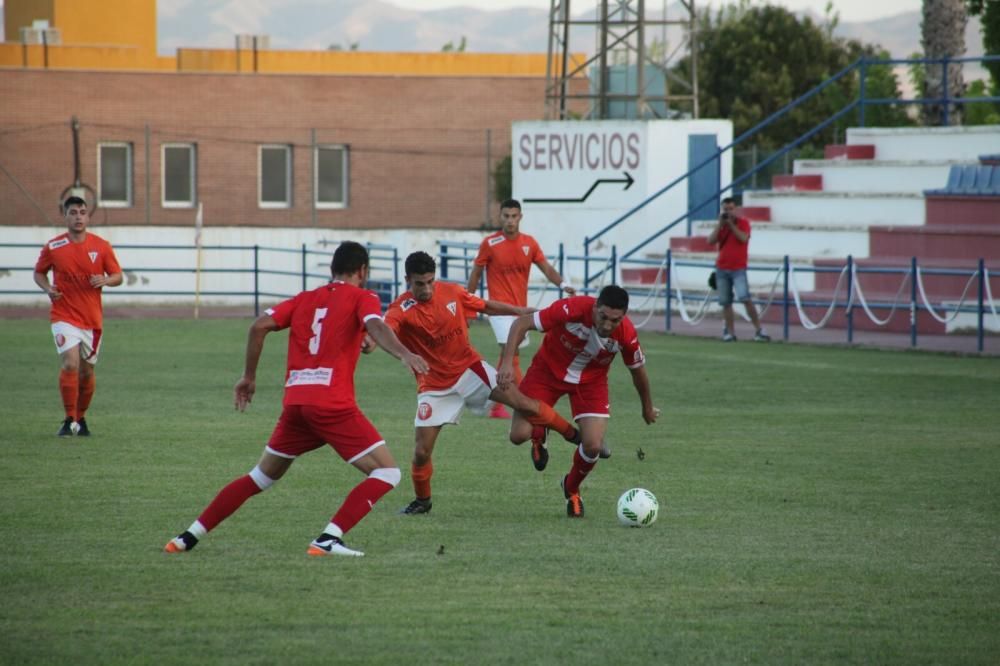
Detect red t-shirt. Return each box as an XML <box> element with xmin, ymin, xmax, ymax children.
<box><xmin>34</xmin><ymin>232</ymin><xmax>122</xmax><ymax>329</ymax></box>
<box><xmin>532</xmin><ymin>296</ymin><xmax>645</xmax><ymax>385</ymax></box>
<box><xmin>473</xmin><ymin>232</ymin><xmax>546</xmax><ymax>306</ymax></box>
<box><xmin>384</xmin><ymin>281</ymin><xmax>487</xmax><ymax>393</ymax></box>
<box><xmin>715</xmin><ymin>216</ymin><xmax>751</xmax><ymax>270</ymax></box>
<box><xmin>265</xmin><ymin>281</ymin><xmax>383</xmax><ymax>410</ymax></box>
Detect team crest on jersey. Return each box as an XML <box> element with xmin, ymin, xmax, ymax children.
<box><xmin>418</xmin><ymin>402</ymin><xmax>433</xmax><ymax>420</ymax></box>
<box><xmin>88</xmin><ymin>251</ymin><xmax>98</xmax><ymax>263</ymax></box>
<box><xmin>446</xmin><ymin>301</ymin><xmax>457</xmax><ymax>316</ymax></box>
<box><xmin>55</xmin><ymin>333</ymin><xmax>66</xmax><ymax>347</ymax></box>
<box><xmin>522</xmin><ymin>246</ymin><xmax>530</xmax><ymax>255</ymax></box>
<box><xmin>488</xmin><ymin>235</ymin><xmax>505</xmax><ymax>247</ymax></box>
<box><xmin>49</xmin><ymin>238</ymin><xmax>69</xmax><ymax>250</ymax></box>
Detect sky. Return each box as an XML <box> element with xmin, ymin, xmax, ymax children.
<box><xmin>389</xmin><ymin>0</ymin><xmax>922</xmax><ymax>23</ymax></box>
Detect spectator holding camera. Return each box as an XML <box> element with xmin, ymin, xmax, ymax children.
<box><xmin>707</xmin><ymin>197</ymin><xmax>770</xmax><ymax>342</ymax></box>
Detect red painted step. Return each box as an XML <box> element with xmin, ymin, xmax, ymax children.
<box><xmin>925</xmin><ymin>196</ymin><xmax>1000</xmax><ymax>226</ymax></box>
<box><xmin>621</xmin><ymin>267</ymin><xmax>665</xmax><ymax>285</ymax></box>
<box><xmin>824</xmin><ymin>144</ymin><xmax>876</xmax><ymax>160</ymax></box>
<box><xmin>811</xmin><ymin>256</ymin><xmax>1000</xmax><ymax>299</ymax></box>
<box><xmin>758</xmin><ymin>289</ymin><xmax>947</xmax><ymax>334</ymax></box>
<box><xmin>735</xmin><ymin>206</ymin><xmax>771</xmax><ymax>222</ymax></box>
<box><xmin>868</xmin><ymin>224</ymin><xmax>1000</xmax><ymax>260</ymax></box>
<box><xmin>669</xmin><ymin>236</ymin><xmax>715</xmax><ymax>253</ymax></box>
<box><xmin>772</xmin><ymin>174</ymin><xmax>823</xmax><ymax>191</ymax></box>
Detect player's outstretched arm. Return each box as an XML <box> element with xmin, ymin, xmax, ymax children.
<box><xmin>365</xmin><ymin>318</ymin><xmax>429</xmax><ymax>375</ymax></box>
<box><xmin>628</xmin><ymin>365</ymin><xmax>660</xmax><ymax>424</ymax></box>
<box><xmin>234</xmin><ymin>314</ymin><xmax>279</xmax><ymax>411</ymax></box>
<box><xmin>483</xmin><ymin>300</ymin><xmax>534</xmax><ymax>317</ymax></box>
<box><xmin>537</xmin><ymin>258</ymin><xmax>576</xmax><ymax>296</ymax></box>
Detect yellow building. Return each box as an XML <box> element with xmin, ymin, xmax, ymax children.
<box><xmin>1</xmin><ymin>0</ymin><xmax>583</xmax><ymax>77</ymax></box>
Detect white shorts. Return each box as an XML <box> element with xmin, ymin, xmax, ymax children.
<box><xmin>488</xmin><ymin>315</ymin><xmax>530</xmax><ymax>349</ymax></box>
<box><xmin>51</xmin><ymin>322</ymin><xmax>103</xmax><ymax>364</ymax></box>
<box><xmin>415</xmin><ymin>361</ymin><xmax>497</xmax><ymax>427</ymax></box>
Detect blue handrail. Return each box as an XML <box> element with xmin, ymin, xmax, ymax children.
<box><xmin>585</xmin><ymin>54</ymin><xmax>1000</xmax><ymax>287</ymax></box>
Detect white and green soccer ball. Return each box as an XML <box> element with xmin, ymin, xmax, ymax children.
<box><xmin>616</xmin><ymin>488</ymin><xmax>659</xmax><ymax>527</ymax></box>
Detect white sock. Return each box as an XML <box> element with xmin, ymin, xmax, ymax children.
<box><xmin>321</xmin><ymin>522</ymin><xmax>343</xmax><ymax>540</ymax></box>
<box><xmin>187</xmin><ymin>520</ymin><xmax>207</xmax><ymax>539</ymax></box>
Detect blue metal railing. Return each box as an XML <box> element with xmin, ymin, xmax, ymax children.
<box><xmin>584</xmin><ymin>54</ymin><xmax>1000</xmax><ymax>288</ymax></box>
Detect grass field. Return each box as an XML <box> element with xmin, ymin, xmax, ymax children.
<box><xmin>1</xmin><ymin>317</ymin><xmax>998</xmax><ymax>665</ymax></box>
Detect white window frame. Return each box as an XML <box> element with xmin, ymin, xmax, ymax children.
<box><xmin>258</xmin><ymin>144</ymin><xmax>293</xmax><ymax>209</ymax></box>
<box><xmin>161</xmin><ymin>143</ymin><xmax>197</xmax><ymax>208</ymax></box>
<box><xmin>97</xmin><ymin>142</ymin><xmax>132</xmax><ymax>208</ymax></box>
<box><xmin>314</xmin><ymin>144</ymin><xmax>349</xmax><ymax>209</ymax></box>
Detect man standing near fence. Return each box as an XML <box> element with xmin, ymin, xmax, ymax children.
<box><xmin>33</xmin><ymin>196</ymin><xmax>123</xmax><ymax>437</ymax></box>
<box><xmin>708</xmin><ymin>197</ymin><xmax>770</xmax><ymax>342</ymax></box>
<box><xmin>466</xmin><ymin>198</ymin><xmax>576</xmax><ymax>418</ymax></box>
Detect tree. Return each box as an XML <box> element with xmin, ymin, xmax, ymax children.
<box><xmin>492</xmin><ymin>155</ymin><xmax>512</xmax><ymax>205</ymax></box>
<box><xmin>921</xmin><ymin>0</ymin><xmax>968</xmax><ymax>125</ymax></box>
<box><xmin>967</xmin><ymin>0</ymin><xmax>1000</xmax><ymax>98</ymax></box>
<box><xmin>441</xmin><ymin>36</ymin><xmax>467</xmax><ymax>52</ymax></box>
<box><xmin>674</xmin><ymin>3</ymin><xmax>906</xmax><ymax>151</ymax></box>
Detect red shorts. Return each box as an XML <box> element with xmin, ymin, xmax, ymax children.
<box><xmin>267</xmin><ymin>404</ymin><xmax>385</xmax><ymax>463</ymax></box>
<box><xmin>519</xmin><ymin>363</ymin><xmax>610</xmax><ymax>420</ymax></box>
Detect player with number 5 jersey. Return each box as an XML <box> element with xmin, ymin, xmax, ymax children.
<box><xmin>165</xmin><ymin>242</ymin><xmax>428</xmax><ymax>558</ymax></box>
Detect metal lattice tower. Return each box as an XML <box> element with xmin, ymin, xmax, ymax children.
<box><xmin>544</xmin><ymin>0</ymin><xmax>698</xmax><ymax>120</ymax></box>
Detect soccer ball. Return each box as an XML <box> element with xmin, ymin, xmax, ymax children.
<box><xmin>616</xmin><ymin>488</ymin><xmax>658</xmax><ymax>527</ymax></box>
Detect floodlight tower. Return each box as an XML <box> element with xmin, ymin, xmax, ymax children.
<box><xmin>544</xmin><ymin>0</ymin><xmax>699</xmax><ymax>120</ymax></box>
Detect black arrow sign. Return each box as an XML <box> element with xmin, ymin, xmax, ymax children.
<box><xmin>524</xmin><ymin>171</ymin><xmax>635</xmax><ymax>204</ymax></box>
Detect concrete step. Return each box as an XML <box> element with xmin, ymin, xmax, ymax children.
<box><xmin>925</xmin><ymin>196</ymin><xmax>1000</xmax><ymax>226</ymax></box>
<box><xmin>869</xmin><ymin>224</ymin><xmax>1000</xmax><ymax>259</ymax></box>
<box><xmin>847</xmin><ymin>125</ymin><xmax>1000</xmax><ymax>162</ymax></box>
<box><xmin>772</xmin><ymin>174</ymin><xmax>823</xmax><ymax>191</ymax></box>
<box><xmin>793</xmin><ymin>159</ymin><xmax>958</xmax><ymax>193</ymax></box>
<box><xmin>811</xmin><ymin>256</ymin><xmax>999</xmax><ymax>299</ymax></box>
<box><xmin>742</xmin><ymin>190</ymin><xmax>925</xmax><ymax>226</ymax></box>
<box><xmin>625</xmin><ymin>251</ymin><xmax>815</xmax><ymax>291</ymax></box>
<box><xmin>942</xmin><ymin>300</ymin><xmax>1000</xmax><ymax>333</ymax></box>
<box><xmin>688</xmin><ymin>219</ymin><xmax>870</xmax><ymax>261</ymax></box>
<box><xmin>825</xmin><ymin>144</ymin><xmax>875</xmax><ymax>160</ymax></box>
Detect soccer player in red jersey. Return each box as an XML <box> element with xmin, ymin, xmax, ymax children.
<box><xmin>385</xmin><ymin>251</ymin><xmax>582</xmax><ymax>515</ymax></box>
<box><xmin>498</xmin><ymin>285</ymin><xmax>660</xmax><ymax>518</ymax></box>
<box><xmin>164</xmin><ymin>242</ymin><xmax>429</xmax><ymax>557</ymax></box>
<box><xmin>33</xmin><ymin>196</ymin><xmax>123</xmax><ymax>437</ymax></box>
<box><xmin>466</xmin><ymin>199</ymin><xmax>575</xmax><ymax>418</ymax></box>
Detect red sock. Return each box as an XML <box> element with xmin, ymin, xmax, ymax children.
<box><xmin>526</xmin><ymin>402</ymin><xmax>575</xmax><ymax>441</ymax></box>
<box><xmin>77</xmin><ymin>374</ymin><xmax>96</xmax><ymax>419</ymax></box>
<box><xmin>411</xmin><ymin>460</ymin><xmax>433</xmax><ymax>499</ymax></box>
<box><xmin>197</xmin><ymin>475</ymin><xmax>264</xmax><ymax>532</ymax></box>
<box><xmin>330</xmin><ymin>477</ymin><xmax>395</xmax><ymax>536</ymax></box>
<box><xmin>564</xmin><ymin>447</ymin><xmax>597</xmax><ymax>495</ymax></box>
<box><xmin>59</xmin><ymin>369</ymin><xmax>79</xmax><ymax>420</ymax></box>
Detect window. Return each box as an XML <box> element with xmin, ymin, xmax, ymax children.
<box><xmin>162</xmin><ymin>143</ymin><xmax>196</xmax><ymax>208</ymax></box>
<box><xmin>98</xmin><ymin>142</ymin><xmax>132</xmax><ymax>207</ymax></box>
<box><xmin>315</xmin><ymin>145</ymin><xmax>349</xmax><ymax>208</ymax></box>
<box><xmin>259</xmin><ymin>145</ymin><xmax>292</xmax><ymax>208</ymax></box>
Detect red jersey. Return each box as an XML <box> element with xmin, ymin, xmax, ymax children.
<box><xmin>265</xmin><ymin>281</ymin><xmax>383</xmax><ymax>410</ymax></box>
<box><xmin>34</xmin><ymin>232</ymin><xmax>122</xmax><ymax>329</ymax></box>
<box><xmin>473</xmin><ymin>231</ymin><xmax>545</xmax><ymax>306</ymax></box>
<box><xmin>533</xmin><ymin>296</ymin><xmax>645</xmax><ymax>385</ymax></box>
<box><xmin>384</xmin><ymin>281</ymin><xmax>487</xmax><ymax>393</ymax></box>
<box><xmin>715</xmin><ymin>216</ymin><xmax>751</xmax><ymax>270</ymax></box>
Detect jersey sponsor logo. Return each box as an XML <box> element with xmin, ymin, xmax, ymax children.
<box><xmin>446</xmin><ymin>301</ymin><xmax>457</xmax><ymax>316</ymax></box>
<box><xmin>285</xmin><ymin>367</ymin><xmax>333</xmax><ymax>387</ymax></box>
<box><xmin>488</xmin><ymin>235</ymin><xmax>505</xmax><ymax>247</ymax></box>
<box><xmin>401</xmin><ymin>298</ymin><xmax>418</xmax><ymax>312</ymax></box>
<box><xmin>49</xmin><ymin>238</ymin><xmax>70</xmax><ymax>250</ymax></box>
<box><xmin>418</xmin><ymin>402</ymin><xmax>433</xmax><ymax>420</ymax></box>
<box><xmin>88</xmin><ymin>251</ymin><xmax>98</xmax><ymax>263</ymax></box>
<box><xmin>522</xmin><ymin>246</ymin><xmax>530</xmax><ymax>256</ymax></box>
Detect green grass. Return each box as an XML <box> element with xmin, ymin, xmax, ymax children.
<box><xmin>1</xmin><ymin>318</ymin><xmax>998</xmax><ymax>665</ymax></box>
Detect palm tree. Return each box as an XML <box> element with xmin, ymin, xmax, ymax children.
<box><xmin>921</xmin><ymin>0</ymin><xmax>968</xmax><ymax>125</ymax></box>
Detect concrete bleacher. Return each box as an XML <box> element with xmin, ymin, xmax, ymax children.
<box><xmin>623</xmin><ymin>125</ymin><xmax>1000</xmax><ymax>335</ymax></box>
